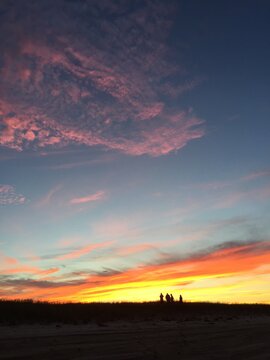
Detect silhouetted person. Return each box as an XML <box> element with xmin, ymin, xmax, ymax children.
<box><xmin>160</xmin><ymin>293</ymin><xmax>164</xmax><ymax>303</ymax></box>
<box><xmin>170</xmin><ymin>294</ymin><xmax>174</xmax><ymax>303</ymax></box>
<box><xmin>179</xmin><ymin>294</ymin><xmax>183</xmax><ymax>303</ymax></box>
<box><xmin>165</xmin><ymin>293</ymin><xmax>171</xmax><ymax>303</ymax></box>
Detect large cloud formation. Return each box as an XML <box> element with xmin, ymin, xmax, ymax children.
<box><xmin>0</xmin><ymin>0</ymin><xmax>204</xmax><ymax>156</ymax></box>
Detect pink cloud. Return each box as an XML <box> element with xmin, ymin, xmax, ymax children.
<box><xmin>0</xmin><ymin>252</ymin><xmax>59</xmax><ymax>277</ymax></box>
<box><xmin>0</xmin><ymin>266</ymin><xmax>60</xmax><ymax>277</ymax></box>
<box><xmin>135</xmin><ymin>103</ymin><xmax>164</xmax><ymax>121</ymax></box>
<box><xmin>0</xmin><ymin>1</ymin><xmax>205</xmax><ymax>157</ymax></box>
<box><xmin>0</xmin><ymin>254</ymin><xmax>19</xmax><ymax>266</ymax></box>
<box><xmin>131</xmin><ymin>114</ymin><xmax>203</xmax><ymax>156</ymax></box>
<box><xmin>38</xmin><ymin>268</ymin><xmax>59</xmax><ymax>276</ymax></box>
<box><xmin>117</xmin><ymin>243</ymin><xmax>157</xmax><ymax>256</ymax></box>
<box><xmin>56</xmin><ymin>240</ymin><xmax>114</xmax><ymax>261</ymax></box>
<box><xmin>70</xmin><ymin>190</ymin><xmax>106</xmax><ymax>205</ymax></box>
<box><xmin>0</xmin><ymin>266</ymin><xmax>41</xmax><ymax>275</ymax></box>
<box><xmin>161</xmin><ymin>76</ymin><xmax>205</xmax><ymax>98</ymax></box>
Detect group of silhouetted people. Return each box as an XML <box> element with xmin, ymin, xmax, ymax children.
<box><xmin>159</xmin><ymin>293</ymin><xmax>183</xmax><ymax>304</ymax></box>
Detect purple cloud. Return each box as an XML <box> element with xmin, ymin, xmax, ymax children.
<box><xmin>0</xmin><ymin>0</ymin><xmax>204</xmax><ymax>156</ymax></box>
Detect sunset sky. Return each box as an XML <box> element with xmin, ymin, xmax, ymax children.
<box><xmin>0</xmin><ymin>0</ymin><xmax>270</xmax><ymax>304</ymax></box>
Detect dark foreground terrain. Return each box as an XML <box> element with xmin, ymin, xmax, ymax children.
<box><xmin>0</xmin><ymin>300</ymin><xmax>269</xmax><ymax>359</ymax></box>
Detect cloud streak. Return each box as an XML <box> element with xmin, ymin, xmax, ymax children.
<box><xmin>36</xmin><ymin>184</ymin><xmax>62</xmax><ymax>207</ymax></box>
<box><xmin>70</xmin><ymin>190</ymin><xmax>106</xmax><ymax>205</ymax></box>
<box><xmin>0</xmin><ymin>0</ymin><xmax>204</xmax><ymax>157</ymax></box>
<box><xmin>56</xmin><ymin>240</ymin><xmax>114</xmax><ymax>261</ymax></box>
<box><xmin>214</xmin><ymin>185</ymin><xmax>270</xmax><ymax>209</ymax></box>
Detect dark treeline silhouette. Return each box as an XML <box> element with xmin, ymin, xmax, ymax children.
<box><xmin>0</xmin><ymin>299</ymin><xmax>269</xmax><ymax>325</ymax></box>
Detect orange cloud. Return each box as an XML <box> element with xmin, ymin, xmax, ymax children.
<box><xmin>1</xmin><ymin>241</ymin><xmax>269</xmax><ymax>303</ymax></box>
<box><xmin>0</xmin><ymin>252</ymin><xmax>60</xmax><ymax>277</ymax></box>
<box><xmin>0</xmin><ymin>265</ymin><xmax>57</xmax><ymax>276</ymax></box>
<box><xmin>2</xmin><ymin>256</ymin><xmax>18</xmax><ymax>266</ymax></box>
<box><xmin>38</xmin><ymin>268</ymin><xmax>60</xmax><ymax>276</ymax></box>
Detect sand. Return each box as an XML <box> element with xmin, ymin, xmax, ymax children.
<box><xmin>0</xmin><ymin>316</ymin><xmax>270</xmax><ymax>359</ymax></box>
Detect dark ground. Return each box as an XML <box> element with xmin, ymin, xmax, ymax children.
<box><xmin>0</xmin><ymin>301</ymin><xmax>269</xmax><ymax>359</ymax></box>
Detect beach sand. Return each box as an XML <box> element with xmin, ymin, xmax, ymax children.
<box><xmin>0</xmin><ymin>316</ymin><xmax>270</xmax><ymax>359</ymax></box>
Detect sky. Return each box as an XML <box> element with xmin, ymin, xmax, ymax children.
<box><xmin>0</xmin><ymin>0</ymin><xmax>270</xmax><ymax>304</ymax></box>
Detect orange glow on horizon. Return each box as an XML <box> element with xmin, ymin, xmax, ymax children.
<box><xmin>2</xmin><ymin>241</ymin><xmax>269</xmax><ymax>304</ymax></box>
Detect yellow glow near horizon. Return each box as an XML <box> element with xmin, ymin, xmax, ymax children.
<box><xmin>2</xmin><ymin>242</ymin><xmax>270</xmax><ymax>304</ymax></box>
<box><xmin>59</xmin><ymin>272</ymin><xmax>270</xmax><ymax>304</ymax></box>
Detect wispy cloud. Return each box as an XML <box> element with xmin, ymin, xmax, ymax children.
<box><xmin>0</xmin><ymin>255</ymin><xmax>59</xmax><ymax>277</ymax></box>
<box><xmin>240</xmin><ymin>169</ymin><xmax>270</xmax><ymax>182</ymax></box>
<box><xmin>116</xmin><ymin>243</ymin><xmax>158</xmax><ymax>256</ymax></box>
<box><xmin>214</xmin><ymin>185</ymin><xmax>270</xmax><ymax>209</ymax></box>
<box><xmin>36</xmin><ymin>184</ymin><xmax>62</xmax><ymax>207</ymax></box>
<box><xmin>0</xmin><ymin>250</ymin><xmax>60</xmax><ymax>278</ymax></box>
<box><xmin>184</xmin><ymin>168</ymin><xmax>270</xmax><ymax>192</ymax></box>
<box><xmin>49</xmin><ymin>155</ymin><xmax>113</xmax><ymax>170</ymax></box>
<box><xmin>56</xmin><ymin>240</ymin><xmax>114</xmax><ymax>261</ymax></box>
<box><xmin>0</xmin><ymin>0</ymin><xmax>204</xmax><ymax>157</ymax></box>
<box><xmin>69</xmin><ymin>190</ymin><xmax>106</xmax><ymax>205</ymax></box>
<box><xmin>0</xmin><ymin>184</ymin><xmax>26</xmax><ymax>205</ymax></box>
